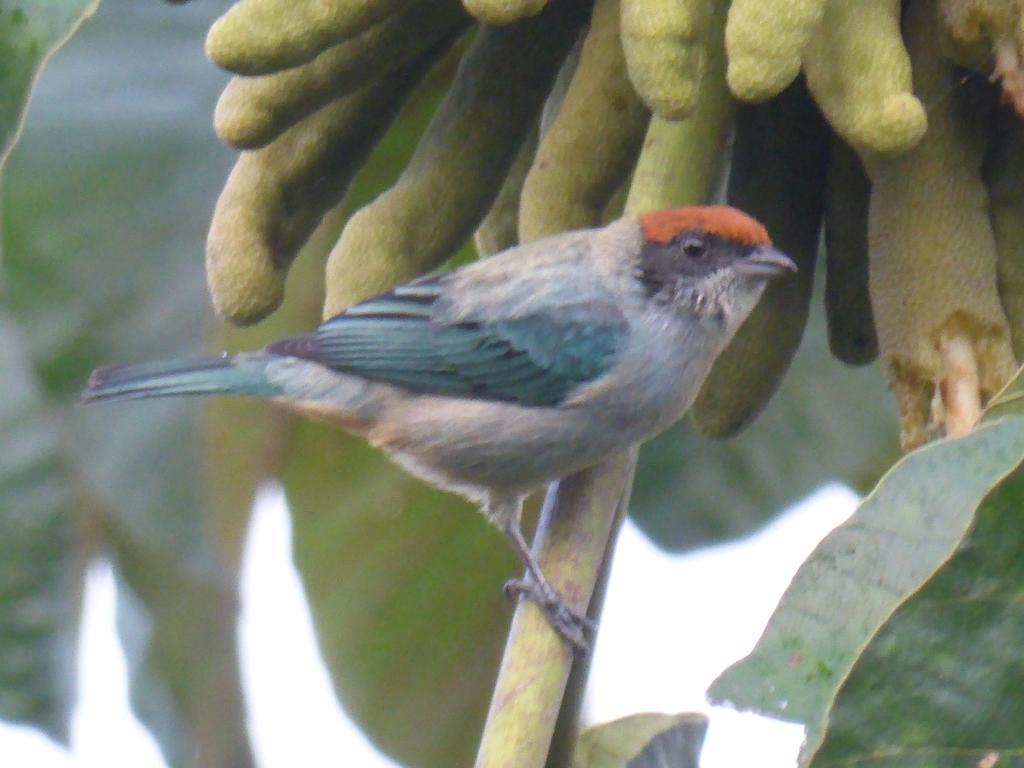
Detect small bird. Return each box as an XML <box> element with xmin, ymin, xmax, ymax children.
<box><xmin>83</xmin><ymin>205</ymin><xmax>794</xmax><ymax>652</ymax></box>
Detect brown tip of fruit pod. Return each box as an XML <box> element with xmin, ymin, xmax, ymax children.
<box><xmin>939</xmin><ymin>329</ymin><xmax>982</xmax><ymax>438</ymax></box>
<box><xmin>886</xmin><ymin>359</ymin><xmax>938</xmax><ymax>450</ymax></box>
<box><xmin>994</xmin><ymin>38</ymin><xmax>1024</xmax><ymax>118</ymax></box>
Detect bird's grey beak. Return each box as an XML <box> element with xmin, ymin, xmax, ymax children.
<box><xmin>735</xmin><ymin>245</ymin><xmax>798</xmax><ymax>278</ymax></box>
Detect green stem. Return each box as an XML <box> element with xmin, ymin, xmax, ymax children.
<box><xmin>474</xmin><ymin>450</ymin><xmax>638</xmax><ymax>768</ymax></box>
<box><xmin>544</xmin><ymin>492</ymin><xmax>627</xmax><ymax>768</ymax></box>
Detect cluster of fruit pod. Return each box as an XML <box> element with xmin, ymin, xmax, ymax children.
<box><xmin>199</xmin><ymin>0</ymin><xmax>1024</xmax><ymax>450</ymax></box>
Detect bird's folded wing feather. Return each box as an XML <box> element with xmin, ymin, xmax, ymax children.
<box><xmin>273</xmin><ymin>253</ymin><xmax>628</xmax><ymax>406</ymax></box>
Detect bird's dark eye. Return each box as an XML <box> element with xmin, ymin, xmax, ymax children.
<box><xmin>681</xmin><ymin>235</ymin><xmax>708</xmax><ymax>259</ymax></box>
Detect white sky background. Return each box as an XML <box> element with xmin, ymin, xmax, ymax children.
<box><xmin>0</xmin><ymin>484</ymin><xmax>858</xmax><ymax>767</ymax></box>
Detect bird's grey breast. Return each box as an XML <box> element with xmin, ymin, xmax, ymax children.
<box><xmin>570</xmin><ymin>300</ymin><xmax>717</xmax><ymax>440</ymax></box>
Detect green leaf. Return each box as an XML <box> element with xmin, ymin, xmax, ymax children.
<box><xmin>809</xmin><ymin>438</ymin><xmax>1024</xmax><ymax>766</ymax></box>
<box><xmin>631</xmin><ymin>291</ymin><xmax>899</xmax><ymax>551</ymax></box>
<box><xmin>708</xmin><ymin>418</ymin><xmax>1024</xmax><ymax>758</ymax></box>
<box><xmin>572</xmin><ymin>712</ymin><xmax>707</xmax><ymax>768</ymax></box>
<box><xmin>0</xmin><ymin>0</ymin><xmax>98</xmax><ymax>170</ymax></box>
<box><xmin>0</xmin><ymin>313</ymin><xmax>79</xmax><ymax>742</ymax></box>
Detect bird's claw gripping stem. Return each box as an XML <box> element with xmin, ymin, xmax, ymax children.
<box><xmin>503</xmin><ymin>576</ymin><xmax>595</xmax><ymax>656</ymax></box>
<box><xmin>501</xmin><ymin>519</ymin><xmax>595</xmax><ymax>654</ymax></box>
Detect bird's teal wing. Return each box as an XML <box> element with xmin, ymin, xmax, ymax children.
<box><xmin>268</xmin><ymin>269</ymin><xmax>627</xmax><ymax>406</ymax></box>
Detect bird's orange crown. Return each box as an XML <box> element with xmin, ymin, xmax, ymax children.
<box><xmin>640</xmin><ymin>205</ymin><xmax>771</xmax><ymax>247</ymax></box>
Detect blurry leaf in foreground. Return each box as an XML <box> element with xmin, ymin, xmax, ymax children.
<box><xmin>0</xmin><ymin>0</ymin><xmax>99</xmax><ymax>169</ymax></box>
<box><xmin>631</xmin><ymin>292</ymin><xmax>899</xmax><ymax>552</ymax></box>
<box><xmin>810</xmin><ymin>454</ymin><xmax>1024</xmax><ymax>765</ymax></box>
<box><xmin>0</xmin><ymin>314</ymin><xmax>80</xmax><ymax>742</ymax></box>
<box><xmin>573</xmin><ymin>712</ymin><xmax>707</xmax><ymax>768</ymax></box>
<box><xmin>709</xmin><ymin>417</ymin><xmax>1024</xmax><ymax>759</ymax></box>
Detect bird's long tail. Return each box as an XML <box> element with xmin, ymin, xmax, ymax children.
<box><xmin>82</xmin><ymin>355</ymin><xmax>278</xmax><ymax>403</ymax></box>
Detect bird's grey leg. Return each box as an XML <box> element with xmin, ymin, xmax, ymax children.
<box><xmin>487</xmin><ymin>493</ymin><xmax>596</xmax><ymax>655</ymax></box>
